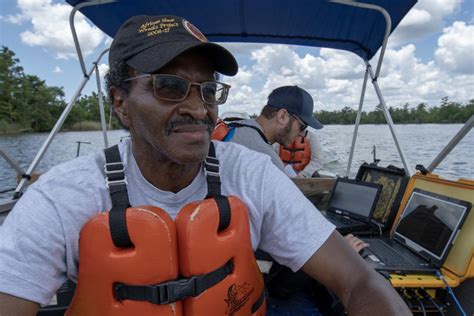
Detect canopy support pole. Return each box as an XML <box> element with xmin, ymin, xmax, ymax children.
<box><xmin>427</xmin><ymin>115</ymin><xmax>473</xmax><ymax>173</ymax></box>
<box><xmin>13</xmin><ymin>49</ymin><xmax>109</xmax><ymax>199</ymax></box>
<box><xmin>366</xmin><ymin>61</ymin><xmax>411</xmax><ymax>174</ymax></box>
<box><xmin>93</xmin><ymin>49</ymin><xmax>110</xmax><ymax>148</ymax></box>
<box><xmin>70</xmin><ymin>0</ymin><xmax>116</xmax><ymax>77</ymax></box>
<box><xmin>329</xmin><ymin>0</ymin><xmax>392</xmax><ymax>79</ymax></box>
<box><xmin>0</xmin><ymin>146</ymin><xmax>24</xmax><ymax>176</ymax></box>
<box><xmin>346</xmin><ymin>65</ymin><xmax>369</xmax><ymax>177</ymax></box>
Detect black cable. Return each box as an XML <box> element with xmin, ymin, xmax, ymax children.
<box><xmin>418</xmin><ymin>289</ymin><xmax>445</xmax><ymax>316</ymax></box>
<box><xmin>436</xmin><ymin>270</ymin><xmax>467</xmax><ymax>316</ymax></box>
<box><xmin>407</xmin><ymin>289</ymin><xmax>426</xmax><ymax>316</ymax></box>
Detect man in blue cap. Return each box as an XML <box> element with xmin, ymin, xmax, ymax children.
<box><xmin>225</xmin><ymin>85</ymin><xmax>323</xmax><ymax>175</ymax></box>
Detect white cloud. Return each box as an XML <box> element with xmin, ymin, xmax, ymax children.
<box><xmin>97</xmin><ymin>63</ymin><xmax>109</xmax><ymax>86</ymax></box>
<box><xmin>391</xmin><ymin>0</ymin><xmax>463</xmax><ymax>45</ymax></box>
<box><xmin>7</xmin><ymin>0</ymin><xmax>105</xmax><ymax>60</ymax></box>
<box><xmin>435</xmin><ymin>21</ymin><xmax>474</xmax><ymax>74</ymax></box>
<box><xmin>53</xmin><ymin>66</ymin><xmax>62</xmax><ymax>73</ymax></box>
<box><xmin>222</xmin><ymin>37</ymin><xmax>473</xmax><ymax>116</ymax></box>
<box><xmin>98</xmin><ymin>63</ymin><xmax>109</xmax><ymax>77</ymax></box>
<box><xmin>1</xmin><ymin>13</ymin><xmax>28</xmax><ymax>25</ymax></box>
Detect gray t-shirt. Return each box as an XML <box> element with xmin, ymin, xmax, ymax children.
<box><xmin>228</xmin><ymin>119</ymin><xmax>285</xmax><ymax>171</ymax></box>
<box><xmin>0</xmin><ymin>140</ymin><xmax>334</xmax><ymax>305</ymax></box>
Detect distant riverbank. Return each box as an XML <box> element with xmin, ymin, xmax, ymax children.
<box><xmin>0</xmin><ymin>121</ymin><xmax>117</xmax><ymax>135</ymax></box>
<box><xmin>1</xmin><ymin>124</ymin><xmax>472</xmax><ymax>188</ymax></box>
<box><xmin>2</xmin><ymin>119</ymin><xmax>473</xmax><ymax>135</ymax></box>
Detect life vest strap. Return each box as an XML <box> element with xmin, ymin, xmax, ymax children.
<box><xmin>114</xmin><ymin>261</ymin><xmax>234</xmax><ymax>305</ymax></box>
<box><xmin>104</xmin><ymin>145</ymin><xmax>133</xmax><ymax>248</ymax></box>
<box><xmin>205</xmin><ymin>142</ymin><xmax>221</xmax><ymax>197</ymax></box>
<box><xmin>284</xmin><ymin>147</ymin><xmax>305</xmax><ymax>153</ymax></box>
<box><xmin>215</xmin><ymin>195</ymin><xmax>231</xmax><ymax>231</ymax></box>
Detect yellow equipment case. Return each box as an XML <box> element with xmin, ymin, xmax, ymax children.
<box><xmin>386</xmin><ymin>172</ymin><xmax>473</xmax><ymax>315</ymax></box>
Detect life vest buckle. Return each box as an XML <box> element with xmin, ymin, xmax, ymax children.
<box><xmin>204</xmin><ymin>156</ymin><xmax>220</xmax><ymax>178</ymax></box>
<box><xmin>114</xmin><ymin>276</ymin><xmax>199</xmax><ymax>305</ymax></box>
<box><xmin>164</xmin><ymin>276</ymin><xmax>199</xmax><ymax>304</ymax></box>
<box><xmin>104</xmin><ymin>161</ymin><xmax>128</xmax><ymax>189</ymax></box>
<box><xmin>104</xmin><ymin>162</ymin><xmax>126</xmax><ymax>174</ymax></box>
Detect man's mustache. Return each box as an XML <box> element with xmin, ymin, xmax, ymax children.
<box><xmin>165</xmin><ymin>117</ymin><xmax>214</xmax><ymax>135</ymax></box>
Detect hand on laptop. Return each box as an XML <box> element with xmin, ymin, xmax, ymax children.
<box><xmin>344</xmin><ymin>234</ymin><xmax>369</xmax><ymax>253</ymax></box>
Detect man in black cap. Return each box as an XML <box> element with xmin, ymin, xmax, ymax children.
<box><xmin>0</xmin><ymin>15</ymin><xmax>409</xmax><ymax>315</ymax></box>
<box><xmin>224</xmin><ymin>85</ymin><xmax>323</xmax><ymax>175</ymax></box>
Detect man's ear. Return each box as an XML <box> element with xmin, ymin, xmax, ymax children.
<box><xmin>276</xmin><ymin>109</ymin><xmax>290</xmax><ymax>126</ymax></box>
<box><xmin>110</xmin><ymin>87</ymin><xmax>130</xmax><ymax>127</ymax></box>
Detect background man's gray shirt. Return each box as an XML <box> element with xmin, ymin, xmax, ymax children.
<box><xmin>228</xmin><ymin>119</ymin><xmax>285</xmax><ymax>171</ymax></box>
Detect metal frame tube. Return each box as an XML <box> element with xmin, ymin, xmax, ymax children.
<box><xmin>93</xmin><ymin>49</ymin><xmax>110</xmax><ymax>148</ymax></box>
<box><xmin>329</xmin><ymin>0</ymin><xmax>392</xmax><ymax>78</ymax></box>
<box><xmin>427</xmin><ymin>115</ymin><xmax>474</xmax><ymax>173</ymax></box>
<box><xmin>0</xmin><ymin>146</ymin><xmax>24</xmax><ymax>175</ymax></box>
<box><xmin>12</xmin><ymin>1</ymin><xmax>116</xmax><ymax>198</ymax></box>
<box><xmin>366</xmin><ymin>61</ymin><xmax>411</xmax><ymax>174</ymax></box>
<box><xmin>70</xmin><ymin>0</ymin><xmax>116</xmax><ymax>76</ymax></box>
<box><xmin>13</xmin><ymin>49</ymin><xmax>109</xmax><ymax>198</ymax></box>
<box><xmin>346</xmin><ymin>65</ymin><xmax>369</xmax><ymax>177</ymax></box>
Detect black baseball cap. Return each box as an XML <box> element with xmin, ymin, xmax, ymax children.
<box><xmin>267</xmin><ymin>86</ymin><xmax>323</xmax><ymax>129</ymax></box>
<box><xmin>109</xmin><ymin>15</ymin><xmax>238</xmax><ymax>76</ymax></box>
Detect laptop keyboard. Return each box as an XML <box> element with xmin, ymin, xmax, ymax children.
<box><xmin>367</xmin><ymin>239</ymin><xmax>419</xmax><ymax>266</ymax></box>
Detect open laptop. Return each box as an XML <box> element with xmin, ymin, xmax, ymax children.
<box><xmin>322</xmin><ymin>178</ymin><xmax>382</xmax><ymax>234</ymax></box>
<box><xmin>362</xmin><ymin>188</ymin><xmax>471</xmax><ymax>274</ymax></box>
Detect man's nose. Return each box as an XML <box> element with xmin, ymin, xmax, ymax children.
<box><xmin>177</xmin><ymin>85</ymin><xmax>207</xmax><ymax>119</ymax></box>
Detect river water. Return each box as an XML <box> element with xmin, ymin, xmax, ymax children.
<box><xmin>0</xmin><ymin>124</ymin><xmax>472</xmax><ymax>197</ymax></box>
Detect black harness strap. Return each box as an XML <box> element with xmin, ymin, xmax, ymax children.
<box><xmin>205</xmin><ymin>142</ymin><xmax>222</xmax><ymax>197</ymax></box>
<box><xmin>283</xmin><ymin>147</ymin><xmax>305</xmax><ymax>153</ymax></box>
<box><xmin>104</xmin><ymin>145</ymin><xmax>133</xmax><ymax>248</ymax></box>
<box><xmin>205</xmin><ymin>142</ymin><xmax>231</xmax><ymax>231</ymax></box>
<box><xmin>115</xmin><ymin>261</ymin><xmax>234</xmax><ymax>305</ymax></box>
<box><xmin>228</xmin><ymin>122</ymin><xmax>270</xmax><ymax>144</ymax></box>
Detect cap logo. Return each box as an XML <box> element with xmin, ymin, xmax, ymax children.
<box><xmin>138</xmin><ymin>17</ymin><xmax>179</xmax><ymax>37</ymax></box>
<box><xmin>183</xmin><ymin>19</ymin><xmax>208</xmax><ymax>42</ymax></box>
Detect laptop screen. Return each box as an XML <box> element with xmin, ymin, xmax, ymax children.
<box><xmin>394</xmin><ymin>188</ymin><xmax>471</xmax><ymax>265</ymax></box>
<box><xmin>328</xmin><ymin>178</ymin><xmax>382</xmax><ymax>220</ymax></box>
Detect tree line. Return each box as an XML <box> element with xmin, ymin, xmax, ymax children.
<box><xmin>0</xmin><ymin>46</ymin><xmax>472</xmax><ymax>134</ymax></box>
<box><xmin>0</xmin><ymin>46</ymin><xmax>120</xmax><ymax>133</ymax></box>
<box><xmin>316</xmin><ymin>100</ymin><xmax>473</xmax><ymax>125</ymax></box>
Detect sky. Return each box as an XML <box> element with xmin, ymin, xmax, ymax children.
<box><xmin>0</xmin><ymin>0</ymin><xmax>473</xmax><ymax>116</ymax></box>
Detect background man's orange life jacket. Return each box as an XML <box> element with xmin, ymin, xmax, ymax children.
<box><xmin>211</xmin><ymin>119</ymin><xmax>230</xmax><ymax>141</ymax></box>
<box><xmin>211</xmin><ymin>119</ymin><xmax>270</xmax><ymax>144</ymax></box>
<box><xmin>279</xmin><ymin>135</ymin><xmax>311</xmax><ymax>172</ymax></box>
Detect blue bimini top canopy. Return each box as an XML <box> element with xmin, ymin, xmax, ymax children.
<box><xmin>66</xmin><ymin>0</ymin><xmax>416</xmax><ymax>61</ymax></box>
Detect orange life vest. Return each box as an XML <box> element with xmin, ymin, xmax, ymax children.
<box><xmin>279</xmin><ymin>135</ymin><xmax>311</xmax><ymax>172</ymax></box>
<box><xmin>66</xmin><ymin>144</ymin><xmax>265</xmax><ymax>316</ymax></box>
<box><xmin>212</xmin><ymin>119</ymin><xmax>270</xmax><ymax>144</ymax></box>
<box><xmin>211</xmin><ymin>119</ymin><xmax>230</xmax><ymax>141</ymax></box>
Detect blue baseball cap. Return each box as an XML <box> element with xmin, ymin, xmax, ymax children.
<box><xmin>267</xmin><ymin>86</ymin><xmax>323</xmax><ymax>129</ymax></box>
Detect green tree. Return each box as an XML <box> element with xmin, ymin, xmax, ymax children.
<box><xmin>0</xmin><ymin>46</ymin><xmax>24</xmax><ymax>124</ymax></box>
<box><xmin>0</xmin><ymin>46</ymin><xmax>67</xmax><ymax>132</ymax></box>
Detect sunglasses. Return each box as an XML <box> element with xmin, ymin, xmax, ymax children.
<box><xmin>291</xmin><ymin>114</ymin><xmax>308</xmax><ymax>132</ymax></box>
<box><xmin>124</xmin><ymin>74</ymin><xmax>231</xmax><ymax>105</ymax></box>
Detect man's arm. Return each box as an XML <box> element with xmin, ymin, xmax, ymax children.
<box><xmin>302</xmin><ymin>231</ymin><xmax>411</xmax><ymax>315</ymax></box>
<box><xmin>0</xmin><ymin>293</ymin><xmax>39</xmax><ymax>315</ymax></box>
